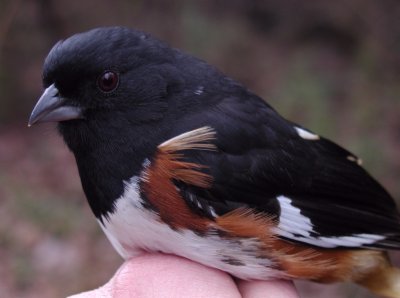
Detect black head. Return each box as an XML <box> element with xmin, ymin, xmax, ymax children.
<box><xmin>28</xmin><ymin>27</ymin><xmax>228</xmax><ymax>218</ymax></box>
<box><xmin>29</xmin><ymin>27</ymin><xmax>228</xmax><ymax>149</ymax></box>
<box><xmin>31</xmin><ymin>27</ymin><xmax>179</xmax><ymax>141</ymax></box>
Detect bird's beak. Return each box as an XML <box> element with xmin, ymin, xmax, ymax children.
<box><xmin>28</xmin><ymin>83</ymin><xmax>84</xmax><ymax>126</ymax></box>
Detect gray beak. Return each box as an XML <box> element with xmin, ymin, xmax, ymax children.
<box><xmin>28</xmin><ymin>84</ymin><xmax>84</xmax><ymax>126</ymax></box>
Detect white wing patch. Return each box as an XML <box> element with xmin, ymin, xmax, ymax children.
<box><xmin>347</xmin><ymin>155</ymin><xmax>363</xmax><ymax>166</ymax></box>
<box><xmin>294</xmin><ymin>127</ymin><xmax>320</xmax><ymax>140</ymax></box>
<box><xmin>159</xmin><ymin>126</ymin><xmax>216</xmax><ymax>151</ymax></box>
<box><xmin>276</xmin><ymin>196</ymin><xmax>313</xmax><ymax>237</ymax></box>
<box><xmin>275</xmin><ymin>195</ymin><xmax>385</xmax><ymax>248</ymax></box>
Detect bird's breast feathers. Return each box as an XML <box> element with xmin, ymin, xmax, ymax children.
<box><xmin>99</xmin><ymin>175</ymin><xmax>285</xmax><ymax>280</ymax></box>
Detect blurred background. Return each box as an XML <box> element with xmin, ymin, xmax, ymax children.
<box><xmin>0</xmin><ymin>0</ymin><xmax>399</xmax><ymax>297</ymax></box>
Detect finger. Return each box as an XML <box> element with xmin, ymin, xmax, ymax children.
<box><xmin>237</xmin><ymin>279</ymin><xmax>299</xmax><ymax>298</ymax></box>
<box><xmin>69</xmin><ymin>253</ymin><xmax>242</xmax><ymax>298</ymax></box>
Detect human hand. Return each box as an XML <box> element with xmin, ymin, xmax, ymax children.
<box><xmin>69</xmin><ymin>253</ymin><xmax>299</xmax><ymax>298</ymax></box>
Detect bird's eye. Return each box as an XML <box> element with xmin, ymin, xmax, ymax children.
<box><xmin>97</xmin><ymin>71</ymin><xmax>119</xmax><ymax>93</ymax></box>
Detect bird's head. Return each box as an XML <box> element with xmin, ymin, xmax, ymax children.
<box><xmin>29</xmin><ymin>27</ymin><xmax>215</xmax><ymax>153</ymax></box>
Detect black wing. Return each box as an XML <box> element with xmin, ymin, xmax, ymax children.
<box><xmin>169</xmin><ymin>94</ymin><xmax>400</xmax><ymax>249</ymax></box>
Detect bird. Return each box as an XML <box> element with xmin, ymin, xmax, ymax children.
<box><xmin>29</xmin><ymin>27</ymin><xmax>400</xmax><ymax>297</ymax></box>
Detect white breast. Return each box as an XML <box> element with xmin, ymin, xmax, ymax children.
<box><xmin>98</xmin><ymin>176</ymin><xmax>284</xmax><ymax>280</ymax></box>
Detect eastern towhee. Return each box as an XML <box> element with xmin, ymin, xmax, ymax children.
<box><xmin>29</xmin><ymin>27</ymin><xmax>400</xmax><ymax>297</ymax></box>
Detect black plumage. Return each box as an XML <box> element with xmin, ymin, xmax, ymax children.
<box><xmin>30</xmin><ymin>26</ymin><xmax>400</xmax><ymax>249</ymax></box>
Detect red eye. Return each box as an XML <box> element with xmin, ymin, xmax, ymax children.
<box><xmin>97</xmin><ymin>71</ymin><xmax>119</xmax><ymax>92</ymax></box>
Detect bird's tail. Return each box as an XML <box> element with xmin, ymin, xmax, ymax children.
<box><xmin>357</xmin><ymin>259</ymin><xmax>400</xmax><ymax>298</ymax></box>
